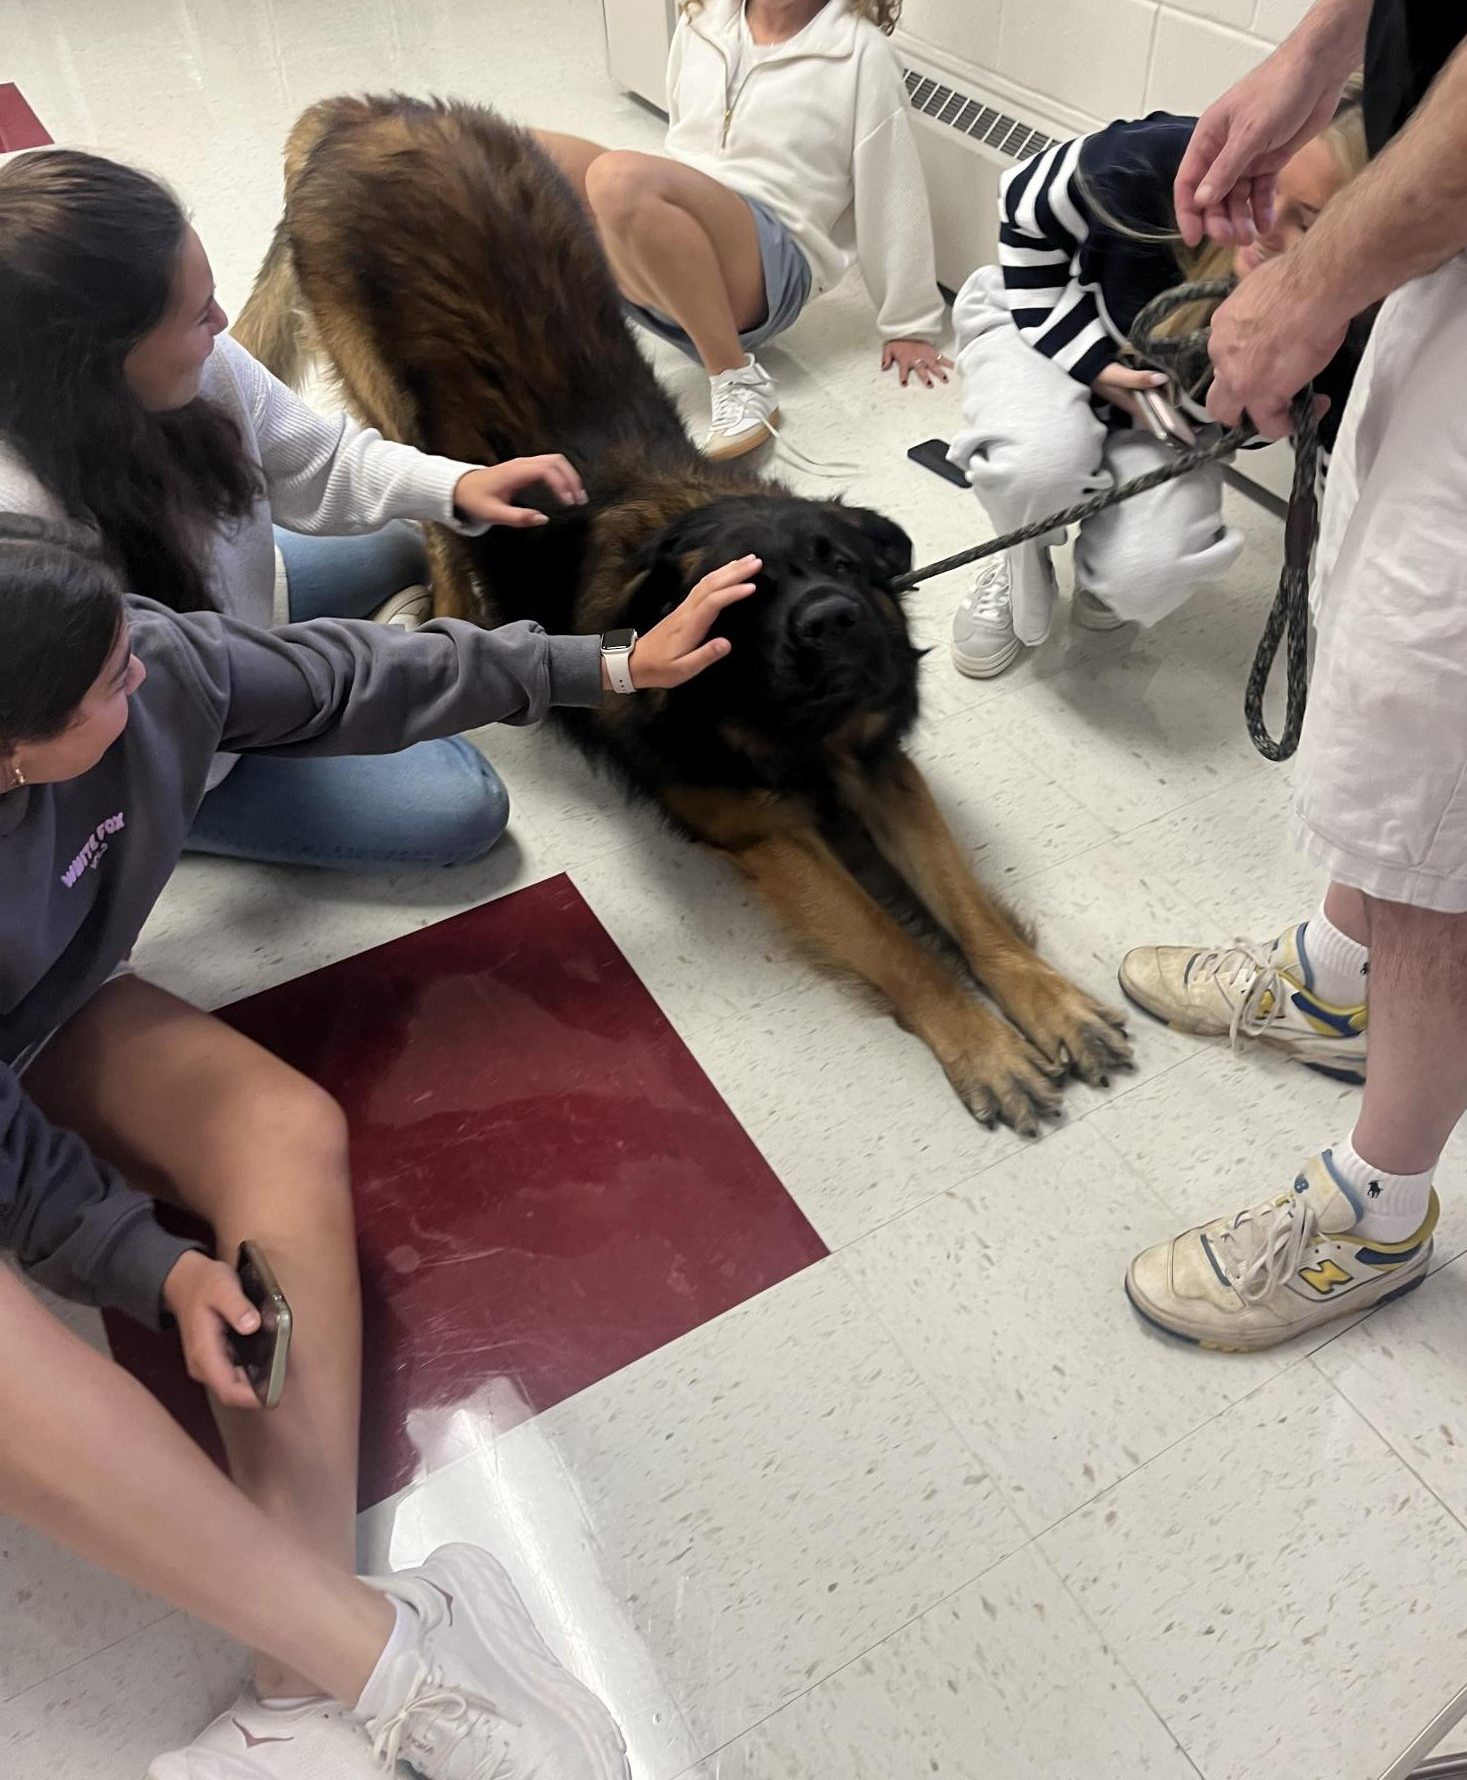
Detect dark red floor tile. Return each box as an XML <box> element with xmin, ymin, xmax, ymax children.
<box><xmin>0</xmin><ymin>86</ymin><xmax>52</xmax><ymax>151</ymax></box>
<box><xmin>105</xmin><ymin>875</ymin><xmax>825</xmax><ymax>1509</ymax></box>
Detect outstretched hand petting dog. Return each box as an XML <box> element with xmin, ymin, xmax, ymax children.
<box><xmin>454</xmin><ymin>454</ymin><xmax>589</xmax><ymax>526</ymax></box>
<box><xmin>608</xmin><ymin>555</ymin><xmax>761</xmax><ymax>692</ymax></box>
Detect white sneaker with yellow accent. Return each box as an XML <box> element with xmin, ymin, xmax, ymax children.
<box><xmin>1126</xmin><ymin>1151</ymin><xmax>1436</xmax><ymax>1352</ymax></box>
<box><xmin>1118</xmin><ymin>920</ymin><xmax>1367</xmax><ymax>1083</ymax></box>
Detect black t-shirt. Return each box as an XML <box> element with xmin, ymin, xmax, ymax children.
<box><xmin>1364</xmin><ymin>0</ymin><xmax>1467</xmax><ymax>153</ymax></box>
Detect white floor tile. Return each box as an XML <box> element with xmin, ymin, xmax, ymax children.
<box><xmin>1314</xmin><ymin>1252</ymin><xmax>1467</xmax><ymax>1530</ymax></box>
<box><xmin>0</xmin><ymin>1517</ymin><xmax>172</xmax><ymax>1703</ymax></box>
<box><xmin>364</xmin><ymin>1260</ymin><xmax>1027</xmax><ymax>1759</ymax></box>
<box><xmin>0</xmin><ymin>1613</ymin><xmax>209</xmax><ymax>1780</ymax></box>
<box><xmin>1041</xmin><ymin>1368</ymin><xmax>1467</xmax><ymax>1780</ymax></box>
<box><xmin>689</xmin><ymin>1545</ymin><xmax>1196</xmax><ymax>1780</ymax></box>
<box><xmin>843</xmin><ymin>1119</ymin><xmax>1288</xmax><ymax>1534</ymax></box>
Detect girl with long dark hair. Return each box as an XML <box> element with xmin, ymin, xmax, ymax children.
<box><xmin>0</xmin><ymin>147</ymin><xmax>580</xmax><ymax>870</ymax></box>
<box><xmin>0</xmin><ymin>511</ymin><xmax>753</xmax><ymax>1778</ymax></box>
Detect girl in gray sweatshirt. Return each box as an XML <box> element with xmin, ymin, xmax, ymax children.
<box><xmin>0</xmin><ymin>512</ymin><xmax>754</xmax><ymax>1780</ymax></box>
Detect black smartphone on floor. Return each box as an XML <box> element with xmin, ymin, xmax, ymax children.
<box><xmin>230</xmin><ymin>1241</ymin><xmax>292</xmax><ymax>1410</ymax></box>
<box><xmin>907</xmin><ymin>438</ymin><xmax>970</xmax><ymax>490</ymax></box>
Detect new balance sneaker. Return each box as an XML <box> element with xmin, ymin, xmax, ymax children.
<box><xmin>371</xmin><ymin>584</ymin><xmax>435</xmax><ymax>632</ymax></box>
<box><xmin>1072</xmin><ymin>585</ymin><xmax>1126</xmax><ymax>631</ymax></box>
<box><xmin>362</xmin><ymin>1545</ymin><xmax>628</xmax><ymax>1780</ymax></box>
<box><xmin>951</xmin><ymin>558</ymin><xmax>1021</xmax><ymax>678</ymax></box>
<box><xmin>1126</xmin><ymin>1150</ymin><xmax>1437</xmax><ymax>1352</ymax></box>
<box><xmin>704</xmin><ymin>356</ymin><xmax>778</xmax><ymax>460</ymax></box>
<box><xmin>147</xmin><ymin>1691</ymin><xmax>377</xmax><ymax>1778</ymax></box>
<box><xmin>1118</xmin><ymin>920</ymin><xmax>1368</xmax><ymax>1083</ymax></box>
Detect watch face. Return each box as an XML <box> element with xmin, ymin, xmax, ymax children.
<box><xmin>602</xmin><ymin>628</ymin><xmax>637</xmax><ymax>653</ymax></box>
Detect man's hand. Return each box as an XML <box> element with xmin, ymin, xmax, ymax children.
<box><xmin>454</xmin><ymin>456</ymin><xmax>588</xmax><ymax>527</ymax></box>
<box><xmin>1173</xmin><ymin>0</ymin><xmax>1368</xmax><ymax>247</ymax></box>
<box><xmin>161</xmin><ymin>1250</ymin><xmax>262</xmax><ymax>1411</ymax></box>
<box><xmin>881</xmin><ymin>339</ymin><xmax>954</xmax><ymax>387</ymax></box>
<box><xmin>1204</xmin><ymin>254</ymin><xmax>1347</xmax><ymax>438</ymax></box>
<box><xmin>1091</xmin><ymin>363</ymin><xmax>1170</xmax><ymax>422</ymax></box>
<box><xmin>607</xmin><ymin>556</ymin><xmax>760</xmax><ymax>691</ymax></box>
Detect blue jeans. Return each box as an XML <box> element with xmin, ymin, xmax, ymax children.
<box><xmin>186</xmin><ymin>525</ymin><xmax>510</xmax><ymax>870</ymax></box>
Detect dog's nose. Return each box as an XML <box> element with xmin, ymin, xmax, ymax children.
<box><xmin>790</xmin><ymin>591</ymin><xmax>862</xmax><ymax>647</ymax></box>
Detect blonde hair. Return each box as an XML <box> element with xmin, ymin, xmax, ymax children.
<box><xmin>1083</xmin><ymin>77</ymin><xmax>1368</xmax><ymax>379</ymax></box>
<box><xmin>679</xmin><ymin>0</ymin><xmax>902</xmax><ymax>33</ymax></box>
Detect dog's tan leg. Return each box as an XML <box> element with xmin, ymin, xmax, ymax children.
<box><xmin>666</xmin><ymin>789</ymin><xmax>1065</xmax><ymax>1133</ymax></box>
<box><xmin>422</xmin><ymin>525</ymin><xmax>479</xmax><ymax>622</ymax></box>
<box><xmin>838</xmin><ymin>751</ymin><xmax>1133</xmax><ymax>1086</ymax></box>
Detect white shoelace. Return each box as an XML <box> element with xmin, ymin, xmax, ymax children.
<box><xmin>708</xmin><ymin>375</ymin><xmax>770</xmax><ymax>441</ymax></box>
<box><xmin>958</xmin><ymin>559</ymin><xmax>1011</xmax><ymax>622</ymax></box>
<box><xmin>368</xmin><ymin>1676</ymin><xmax>517</xmax><ymax>1779</ymax></box>
<box><xmin>1186</xmin><ymin>942</ymin><xmax>1290</xmax><ymax>1053</ymax></box>
<box><xmin>1208</xmin><ymin>1192</ymin><xmax>1314</xmax><ymax>1304</ymax></box>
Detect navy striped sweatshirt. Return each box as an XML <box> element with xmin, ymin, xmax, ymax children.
<box><xmin>997</xmin><ymin>113</ymin><xmax>1359</xmax><ymax>439</ymax></box>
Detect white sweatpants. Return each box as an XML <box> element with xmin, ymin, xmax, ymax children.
<box><xmin>1293</xmin><ymin>253</ymin><xmax>1467</xmax><ymax>912</ymax></box>
<box><xmin>946</xmin><ymin>267</ymin><xmax>1244</xmax><ymax>645</ymax></box>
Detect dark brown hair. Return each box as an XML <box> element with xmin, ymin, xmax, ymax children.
<box><xmin>0</xmin><ymin>149</ymin><xmax>258</xmax><ymax>613</ymax></box>
<box><xmin>0</xmin><ymin>514</ymin><xmax>125</xmax><ymax>745</ymax></box>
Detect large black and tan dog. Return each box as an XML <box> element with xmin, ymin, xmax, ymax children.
<box><xmin>236</xmin><ymin>94</ymin><xmax>1130</xmax><ymax>1131</ymax></box>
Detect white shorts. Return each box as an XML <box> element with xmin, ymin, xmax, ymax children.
<box><xmin>1292</xmin><ymin>253</ymin><xmax>1467</xmax><ymax>912</ymax></box>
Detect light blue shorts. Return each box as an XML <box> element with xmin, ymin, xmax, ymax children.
<box><xmin>629</xmin><ymin>194</ymin><xmax>812</xmax><ymax>358</ymax></box>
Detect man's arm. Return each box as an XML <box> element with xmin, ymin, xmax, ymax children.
<box><xmin>1209</xmin><ymin>35</ymin><xmax>1467</xmax><ymax>437</ymax></box>
<box><xmin>1176</xmin><ymin>0</ymin><xmax>1370</xmax><ymax>246</ymax></box>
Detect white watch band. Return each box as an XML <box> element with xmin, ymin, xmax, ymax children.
<box><xmin>602</xmin><ymin>644</ymin><xmax>637</xmax><ymax>695</ymax></box>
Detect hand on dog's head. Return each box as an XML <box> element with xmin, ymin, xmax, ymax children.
<box><xmin>628</xmin><ymin>494</ymin><xmax>918</xmax><ymax>731</ymax></box>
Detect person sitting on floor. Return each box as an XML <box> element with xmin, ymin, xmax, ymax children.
<box><xmin>946</xmin><ymin>84</ymin><xmax>1367</xmax><ymax>680</ymax></box>
<box><xmin>536</xmin><ymin>0</ymin><xmax>952</xmax><ymax>460</ymax></box>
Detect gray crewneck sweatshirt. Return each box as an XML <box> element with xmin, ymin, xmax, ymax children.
<box><xmin>0</xmin><ymin>599</ymin><xmax>602</xmax><ymax>1327</ymax></box>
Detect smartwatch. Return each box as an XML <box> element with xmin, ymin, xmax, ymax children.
<box><xmin>601</xmin><ymin>628</ymin><xmax>638</xmax><ymax>694</ymax></box>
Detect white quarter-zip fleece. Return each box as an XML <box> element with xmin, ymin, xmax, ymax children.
<box><xmin>665</xmin><ymin>0</ymin><xmax>946</xmax><ymax>343</ymax></box>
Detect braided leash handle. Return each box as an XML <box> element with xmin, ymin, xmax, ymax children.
<box><xmin>890</xmin><ymin>278</ymin><xmax>1319</xmax><ymax>763</ymax></box>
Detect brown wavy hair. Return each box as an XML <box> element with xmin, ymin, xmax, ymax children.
<box><xmin>0</xmin><ymin>150</ymin><xmax>258</xmax><ymax>614</ymax></box>
<box><xmin>680</xmin><ymin>1</ymin><xmax>902</xmax><ymax>34</ymax></box>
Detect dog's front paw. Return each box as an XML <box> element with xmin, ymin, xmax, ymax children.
<box><xmin>941</xmin><ymin>1008</ymin><xmax>1067</xmax><ymax>1137</ymax></box>
<box><xmin>1001</xmin><ymin>967</ymin><xmax>1133</xmax><ymax>1088</ymax></box>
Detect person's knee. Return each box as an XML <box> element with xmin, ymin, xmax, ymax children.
<box><xmin>236</xmin><ymin>1075</ymin><xmax>355</xmax><ymax>1248</ymax></box>
<box><xmin>584</xmin><ymin>152</ymin><xmax>661</xmax><ymax>233</ymax></box>
<box><xmin>416</xmin><ymin>746</ymin><xmax>510</xmax><ymax>868</ymax></box>
<box><xmin>960</xmin><ymin>422</ymin><xmax>1105</xmax><ymax>525</ymax></box>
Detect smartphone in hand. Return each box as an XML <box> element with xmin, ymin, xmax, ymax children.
<box><xmin>229</xmin><ymin>1241</ymin><xmax>292</xmax><ymax>1410</ymax></box>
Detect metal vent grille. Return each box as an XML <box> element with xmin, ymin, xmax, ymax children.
<box><xmin>903</xmin><ymin>68</ymin><xmax>1055</xmax><ymax>164</ymax></box>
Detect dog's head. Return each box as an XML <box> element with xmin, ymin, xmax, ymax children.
<box><xmin>627</xmin><ymin>493</ymin><xmax>919</xmax><ymax>737</ymax></box>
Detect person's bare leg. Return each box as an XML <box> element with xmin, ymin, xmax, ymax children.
<box><xmin>1349</xmin><ymin>898</ymin><xmax>1467</xmax><ymax>1172</ymax></box>
<box><xmin>582</xmin><ymin>151</ymin><xmax>766</xmax><ymax>375</ymax></box>
<box><xmin>0</xmin><ymin>1264</ymin><xmax>392</xmax><ymax>1706</ymax></box>
<box><xmin>1323</xmin><ymin>881</ymin><xmax>1371</xmax><ymax>947</ymax></box>
<box><xmin>531</xmin><ymin>129</ymin><xmax>610</xmax><ymax>208</ymax></box>
<box><xmin>27</xmin><ymin>977</ymin><xmax>362</xmax><ymax>1700</ymax></box>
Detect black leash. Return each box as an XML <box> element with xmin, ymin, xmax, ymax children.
<box><xmin>893</xmin><ymin>279</ymin><xmax>1319</xmax><ymax>762</ymax></box>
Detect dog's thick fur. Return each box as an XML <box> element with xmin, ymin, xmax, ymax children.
<box><xmin>236</xmin><ymin>95</ymin><xmax>1130</xmax><ymax>1130</ymax></box>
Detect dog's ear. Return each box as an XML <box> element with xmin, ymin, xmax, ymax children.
<box><xmin>841</xmin><ymin>505</ymin><xmax>913</xmax><ymax>587</ymax></box>
<box><xmin>626</xmin><ymin>509</ymin><xmax>715</xmax><ymax>625</ymax></box>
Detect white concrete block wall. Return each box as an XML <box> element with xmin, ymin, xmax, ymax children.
<box><xmin>898</xmin><ymin>0</ymin><xmax>1323</xmax><ymax>129</ymax></box>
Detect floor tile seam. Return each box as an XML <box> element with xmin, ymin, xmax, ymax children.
<box><xmin>0</xmin><ymin>1604</ymin><xmax>180</xmax><ymax>1706</ymax></box>
<box><xmin>1304</xmin><ymin>1350</ymin><xmax>1467</xmax><ymax>1544</ymax></box>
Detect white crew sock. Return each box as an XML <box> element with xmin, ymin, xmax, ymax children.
<box><xmin>352</xmin><ymin>1596</ymin><xmax>420</xmax><ymax>1723</ymax></box>
<box><xmin>1295</xmin><ymin>904</ymin><xmax>1370</xmax><ymax>1007</ymax></box>
<box><xmin>1331</xmin><ymin>1134</ymin><xmax>1434</xmax><ymax>1243</ymax></box>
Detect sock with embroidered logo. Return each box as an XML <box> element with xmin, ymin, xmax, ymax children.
<box><xmin>1330</xmin><ymin>1134</ymin><xmax>1433</xmax><ymax>1244</ymax></box>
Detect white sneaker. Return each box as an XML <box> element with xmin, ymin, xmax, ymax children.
<box><xmin>950</xmin><ymin>558</ymin><xmax>1022</xmax><ymax>678</ymax></box>
<box><xmin>1118</xmin><ymin>920</ymin><xmax>1367</xmax><ymax>1084</ymax></box>
<box><xmin>371</xmin><ymin>585</ymin><xmax>435</xmax><ymax>632</ymax></box>
<box><xmin>147</xmin><ymin>1691</ymin><xmax>377</xmax><ymax>1778</ymax></box>
<box><xmin>1127</xmin><ymin>1151</ymin><xmax>1437</xmax><ymax>1351</ymax></box>
<box><xmin>703</xmin><ymin>356</ymin><xmax>778</xmax><ymax>460</ymax></box>
<box><xmin>362</xmin><ymin>1545</ymin><xmax>628</xmax><ymax>1780</ymax></box>
<box><xmin>1072</xmin><ymin>585</ymin><xmax>1126</xmax><ymax>631</ymax></box>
